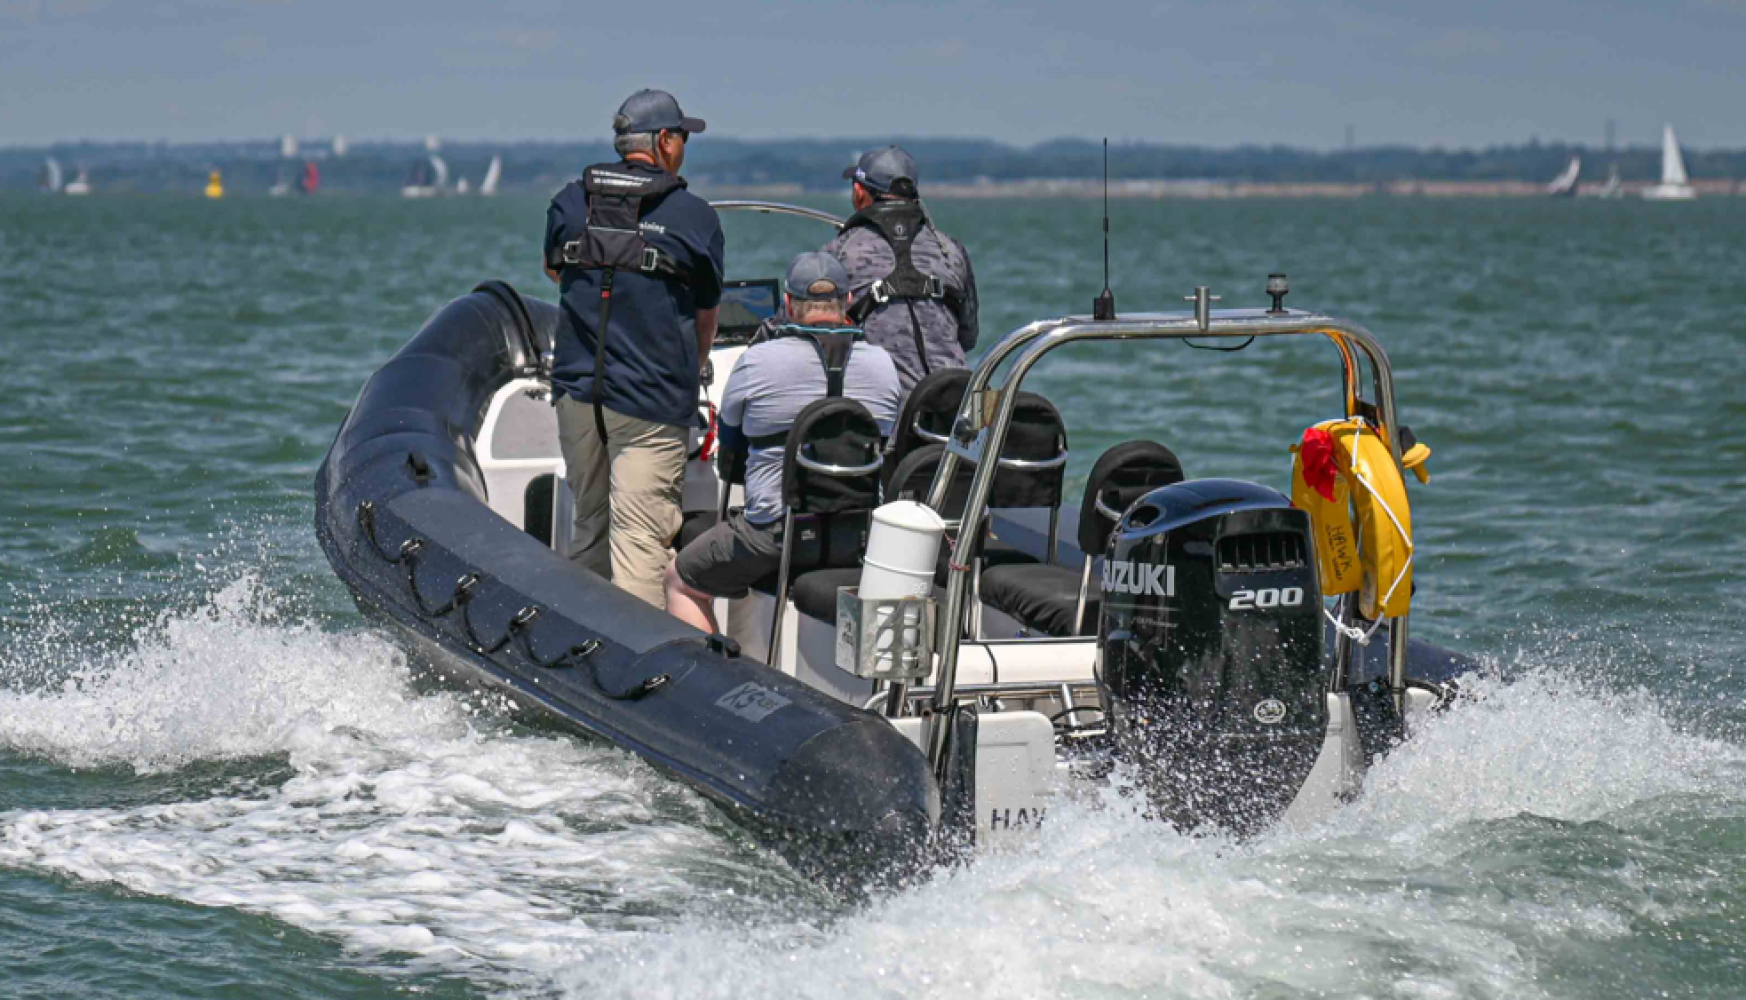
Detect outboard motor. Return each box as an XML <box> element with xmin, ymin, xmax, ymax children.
<box><xmin>1096</xmin><ymin>479</ymin><xmax>1328</xmax><ymax>835</ymax></box>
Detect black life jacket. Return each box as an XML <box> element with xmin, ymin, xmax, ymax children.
<box><xmin>745</xmin><ymin>324</ymin><xmax>865</xmax><ymax>449</ymax></box>
<box><xmin>840</xmin><ymin>200</ymin><xmax>964</xmax><ymax>377</ymax></box>
<box><xmin>547</xmin><ymin>162</ymin><xmax>696</xmax><ymax>441</ymax></box>
<box><xmin>548</xmin><ymin>163</ymin><xmax>694</xmax><ymax>280</ymax></box>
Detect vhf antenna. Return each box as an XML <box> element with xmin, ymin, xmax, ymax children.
<box><xmin>1093</xmin><ymin>137</ymin><xmax>1116</xmax><ymax>320</ymax></box>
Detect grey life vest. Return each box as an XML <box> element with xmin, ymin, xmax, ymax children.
<box><xmin>841</xmin><ymin>200</ymin><xmax>964</xmax><ymax>377</ymax></box>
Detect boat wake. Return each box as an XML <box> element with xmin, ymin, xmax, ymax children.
<box><xmin>4</xmin><ymin>576</ymin><xmax>1744</xmax><ymax>998</ymax></box>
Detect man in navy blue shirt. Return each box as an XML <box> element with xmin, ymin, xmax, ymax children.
<box><xmin>545</xmin><ymin>89</ymin><xmax>726</xmax><ymax>607</ymax></box>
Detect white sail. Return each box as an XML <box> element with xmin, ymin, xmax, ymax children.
<box><xmin>405</xmin><ymin>154</ymin><xmax>450</xmax><ymax>198</ymax></box>
<box><xmin>479</xmin><ymin>155</ymin><xmax>502</xmax><ymax>196</ymax></box>
<box><xmin>1597</xmin><ymin>164</ymin><xmax>1622</xmax><ymax>199</ymax></box>
<box><xmin>1643</xmin><ymin>124</ymin><xmax>1696</xmax><ymax>200</ymax></box>
<box><xmin>1547</xmin><ymin>156</ymin><xmax>1580</xmax><ymax>196</ymax></box>
<box><xmin>332</xmin><ymin>134</ymin><xmax>348</xmax><ymax>158</ymax></box>
<box><xmin>41</xmin><ymin>157</ymin><xmax>63</xmax><ymax>193</ymax></box>
<box><xmin>1661</xmin><ymin>125</ymin><xmax>1688</xmax><ymax>186</ymax></box>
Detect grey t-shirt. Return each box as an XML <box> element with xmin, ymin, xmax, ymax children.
<box><xmin>721</xmin><ymin>334</ymin><xmax>902</xmax><ymax>524</ymax></box>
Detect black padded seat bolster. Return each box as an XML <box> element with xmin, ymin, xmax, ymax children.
<box><xmin>790</xmin><ymin>568</ymin><xmax>864</xmax><ymax>623</ymax></box>
<box><xmin>884</xmin><ymin>369</ymin><xmax>970</xmax><ymax>488</ymax></box>
<box><xmin>979</xmin><ymin>563</ymin><xmax>1098</xmax><ymax>637</ymax></box>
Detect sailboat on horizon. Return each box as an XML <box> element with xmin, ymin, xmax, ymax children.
<box><xmin>479</xmin><ymin>154</ymin><xmax>501</xmax><ymax>196</ymax></box>
<box><xmin>40</xmin><ymin>157</ymin><xmax>64</xmax><ymax>194</ymax></box>
<box><xmin>1642</xmin><ymin>124</ymin><xmax>1696</xmax><ymax>201</ymax></box>
<box><xmin>402</xmin><ymin>136</ymin><xmax>450</xmax><ymax>198</ymax></box>
<box><xmin>62</xmin><ymin>167</ymin><xmax>91</xmax><ymax>196</ymax></box>
<box><xmin>1546</xmin><ymin>156</ymin><xmax>1581</xmax><ymax>197</ymax></box>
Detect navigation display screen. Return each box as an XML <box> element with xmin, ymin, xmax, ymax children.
<box><xmin>716</xmin><ymin>279</ymin><xmax>780</xmax><ymax>343</ymax></box>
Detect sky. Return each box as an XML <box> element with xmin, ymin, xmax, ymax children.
<box><xmin>2</xmin><ymin>0</ymin><xmax>1742</xmax><ymax>149</ymax></box>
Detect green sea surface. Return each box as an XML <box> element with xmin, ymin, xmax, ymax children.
<box><xmin>2</xmin><ymin>193</ymin><xmax>1745</xmax><ymax>999</ymax></box>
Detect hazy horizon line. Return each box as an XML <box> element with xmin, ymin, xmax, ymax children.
<box><xmin>5</xmin><ymin>134</ymin><xmax>1723</xmax><ymax>154</ymax></box>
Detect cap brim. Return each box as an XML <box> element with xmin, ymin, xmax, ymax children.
<box><xmin>787</xmin><ymin>287</ymin><xmax>848</xmax><ymax>301</ymax></box>
<box><xmin>679</xmin><ymin>116</ymin><xmax>706</xmax><ymax>134</ymax></box>
<box><xmin>841</xmin><ymin>166</ymin><xmax>858</xmax><ymax>180</ymax></box>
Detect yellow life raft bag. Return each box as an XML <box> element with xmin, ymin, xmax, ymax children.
<box><xmin>1288</xmin><ymin>418</ymin><xmax>1429</xmax><ymax>623</ymax></box>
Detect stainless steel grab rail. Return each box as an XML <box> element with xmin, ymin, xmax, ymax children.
<box><xmin>794</xmin><ymin>452</ymin><xmax>883</xmax><ymax>476</ymax></box>
<box><xmin>710</xmin><ymin>200</ymin><xmax>844</xmax><ymax>230</ymax></box>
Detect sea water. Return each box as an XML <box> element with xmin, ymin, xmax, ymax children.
<box><xmin>2</xmin><ymin>194</ymin><xmax>1744</xmax><ymax>998</ymax></box>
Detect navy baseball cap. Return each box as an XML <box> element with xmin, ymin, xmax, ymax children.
<box><xmin>842</xmin><ymin>146</ymin><xmax>917</xmax><ymax>195</ymax></box>
<box><xmin>613</xmin><ymin>89</ymin><xmax>706</xmax><ymax>135</ymax></box>
<box><xmin>784</xmin><ymin>252</ymin><xmax>851</xmax><ymax>300</ymax></box>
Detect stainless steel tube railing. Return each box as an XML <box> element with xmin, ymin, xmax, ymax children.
<box><xmin>710</xmin><ymin>201</ymin><xmax>844</xmax><ymax>230</ymax></box>
<box><xmin>919</xmin><ymin>309</ymin><xmax>1410</xmax><ymax>768</ymax></box>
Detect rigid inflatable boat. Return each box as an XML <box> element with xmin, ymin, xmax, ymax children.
<box><xmin>315</xmin><ymin>203</ymin><xmax>1475</xmax><ymax>884</ymax></box>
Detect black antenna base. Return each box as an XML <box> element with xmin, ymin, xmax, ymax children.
<box><xmin>1093</xmin><ymin>288</ymin><xmax>1116</xmax><ymax>321</ymax></box>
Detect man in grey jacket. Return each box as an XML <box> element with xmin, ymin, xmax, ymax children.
<box><xmin>822</xmin><ymin>146</ymin><xmax>978</xmax><ymax>393</ymax></box>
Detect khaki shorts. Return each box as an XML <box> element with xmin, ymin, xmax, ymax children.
<box><xmin>674</xmin><ymin>513</ymin><xmax>785</xmax><ymax>599</ymax></box>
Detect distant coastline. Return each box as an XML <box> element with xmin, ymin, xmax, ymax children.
<box><xmin>9</xmin><ymin>137</ymin><xmax>1744</xmax><ymax>197</ymax></box>
<box><xmin>705</xmin><ymin>179</ymin><xmax>1746</xmax><ymax>199</ymax></box>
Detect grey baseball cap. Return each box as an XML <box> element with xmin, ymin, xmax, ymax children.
<box><xmin>842</xmin><ymin>146</ymin><xmax>917</xmax><ymax>195</ymax></box>
<box><xmin>784</xmin><ymin>252</ymin><xmax>851</xmax><ymax>300</ymax></box>
<box><xmin>613</xmin><ymin>89</ymin><xmax>706</xmax><ymax>135</ymax></box>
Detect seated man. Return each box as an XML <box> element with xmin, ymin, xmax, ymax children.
<box><xmin>665</xmin><ymin>252</ymin><xmax>902</xmax><ymax>632</ymax></box>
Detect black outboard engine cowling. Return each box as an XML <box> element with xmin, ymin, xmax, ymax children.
<box><xmin>1096</xmin><ymin>479</ymin><xmax>1328</xmax><ymax>835</ymax></box>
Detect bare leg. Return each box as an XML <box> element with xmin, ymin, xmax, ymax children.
<box><xmin>664</xmin><ymin>559</ymin><xmax>718</xmax><ymax>633</ymax></box>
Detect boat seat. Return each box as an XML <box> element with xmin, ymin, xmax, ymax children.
<box><xmin>895</xmin><ymin>397</ymin><xmax>1071</xmax><ymax>562</ymax></box>
<box><xmin>785</xmin><ymin>567</ymin><xmax>864</xmax><ymax>624</ymax></box>
<box><xmin>756</xmin><ymin>397</ymin><xmax>885</xmax><ymax>665</ymax></box>
<box><xmin>978</xmin><ymin>564</ymin><xmax>1095</xmax><ymax>638</ymax></box>
<box><xmin>883</xmin><ymin>369</ymin><xmax>970</xmax><ymax>491</ymax></box>
<box><xmin>887</xmin><ymin>443</ymin><xmax>971</xmax><ymax>515</ymax></box>
<box><xmin>747</xmin><ymin>512</ymin><xmax>868</xmax><ymax>595</ymax></box>
<box><xmin>980</xmin><ymin>440</ymin><xmax>1185</xmax><ymax>637</ymax></box>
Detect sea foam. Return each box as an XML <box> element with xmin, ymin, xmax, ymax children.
<box><xmin>4</xmin><ymin>577</ymin><xmax>1744</xmax><ymax>999</ymax></box>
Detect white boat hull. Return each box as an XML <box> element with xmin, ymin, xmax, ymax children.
<box><xmin>1642</xmin><ymin>184</ymin><xmax>1697</xmax><ymax>201</ymax></box>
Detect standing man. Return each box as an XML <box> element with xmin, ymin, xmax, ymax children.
<box><xmin>664</xmin><ymin>252</ymin><xmax>902</xmax><ymax>632</ymax></box>
<box><xmin>822</xmin><ymin>146</ymin><xmax>979</xmax><ymax>393</ymax></box>
<box><xmin>545</xmin><ymin>89</ymin><xmax>725</xmax><ymax>607</ymax></box>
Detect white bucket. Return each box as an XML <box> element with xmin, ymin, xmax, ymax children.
<box><xmin>858</xmin><ymin>501</ymin><xmax>946</xmax><ymax>667</ymax></box>
<box><xmin>859</xmin><ymin>501</ymin><xmax>946</xmax><ymax>600</ymax></box>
